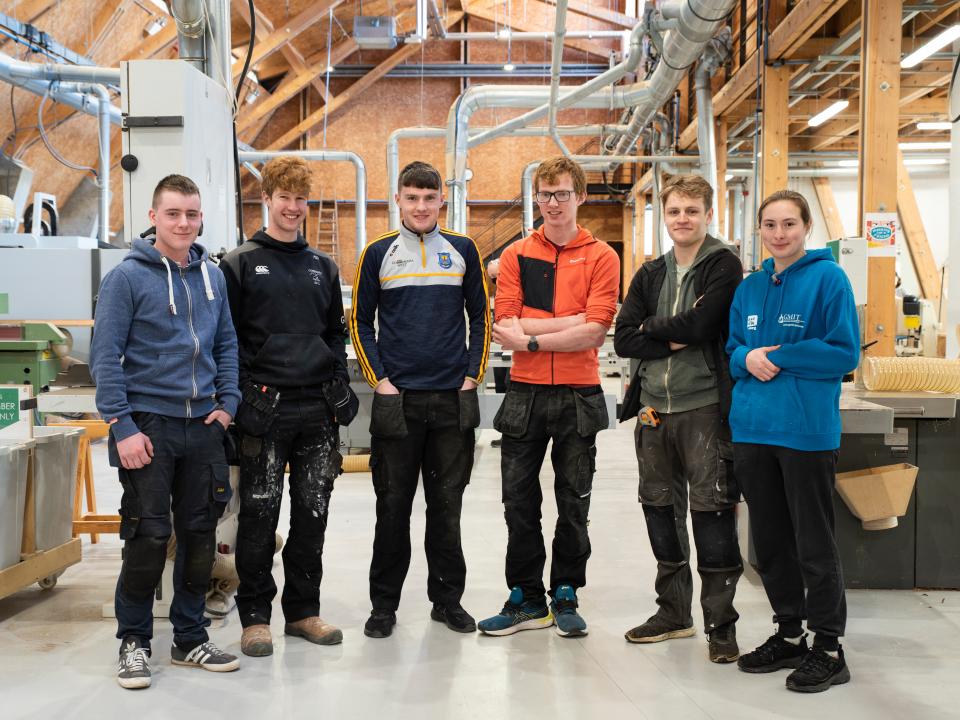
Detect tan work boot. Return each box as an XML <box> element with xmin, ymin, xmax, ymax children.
<box><xmin>284</xmin><ymin>617</ymin><xmax>343</xmax><ymax>645</ymax></box>
<box><xmin>240</xmin><ymin>624</ymin><xmax>273</xmax><ymax>657</ymax></box>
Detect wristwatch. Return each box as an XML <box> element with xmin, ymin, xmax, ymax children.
<box><xmin>527</xmin><ymin>335</ymin><xmax>539</xmax><ymax>352</ymax></box>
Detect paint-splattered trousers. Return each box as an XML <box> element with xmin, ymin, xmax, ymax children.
<box><xmin>496</xmin><ymin>383</ymin><xmax>608</xmax><ymax>603</ymax></box>
<box><xmin>368</xmin><ymin>389</ymin><xmax>479</xmax><ymax>612</ymax></box>
<box><xmin>235</xmin><ymin>396</ymin><xmax>342</xmax><ymax>627</ymax></box>
<box><xmin>634</xmin><ymin>404</ymin><xmax>742</xmax><ymax>632</ymax></box>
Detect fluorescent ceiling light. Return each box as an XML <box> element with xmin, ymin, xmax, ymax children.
<box><xmin>245</xmin><ymin>70</ymin><xmax>259</xmax><ymax>85</ymax></box>
<box><xmin>837</xmin><ymin>160</ymin><xmax>859</xmax><ymax>167</ymax></box>
<box><xmin>503</xmin><ymin>63</ymin><xmax>516</xmax><ymax>72</ymax></box>
<box><xmin>808</xmin><ymin>100</ymin><xmax>849</xmax><ymax>127</ymax></box>
<box><xmin>901</xmin><ymin>24</ymin><xmax>960</xmax><ymax>68</ymax></box>
<box><xmin>898</xmin><ymin>141</ymin><xmax>951</xmax><ymax>150</ymax></box>
<box><xmin>916</xmin><ymin>121</ymin><xmax>952</xmax><ymax>131</ymax></box>
<box><xmin>903</xmin><ymin>157</ymin><xmax>947</xmax><ymax>166</ymax></box>
<box><xmin>325</xmin><ymin>65</ymin><xmax>334</xmax><ymax>74</ymax></box>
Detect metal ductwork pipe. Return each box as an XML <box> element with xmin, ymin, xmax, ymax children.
<box><xmin>610</xmin><ymin>0</ymin><xmax>736</xmax><ymax>160</ymax></box>
<box><xmin>389</xmin><ymin>124</ymin><xmax>631</xmax><ymax>230</ymax></box>
<box><xmin>170</xmin><ymin>0</ymin><xmax>206</xmax><ymax>72</ymax></box>
<box><xmin>239</xmin><ymin>150</ymin><xmax>367</xmax><ymax>255</ymax></box>
<box><xmin>55</xmin><ymin>82</ymin><xmax>112</xmax><ymax>245</ymax></box>
<box><xmin>206</xmin><ymin>0</ymin><xmax>233</xmax><ymax>91</ymax></box>
<box><xmin>694</xmin><ymin>61</ymin><xmax>720</xmax><ymax>234</ymax></box>
<box><xmin>0</xmin><ymin>51</ymin><xmax>120</xmax><ymax>85</ymax></box>
<box><xmin>0</xmin><ymin>57</ymin><xmax>123</xmax><ymax>126</ymax></box>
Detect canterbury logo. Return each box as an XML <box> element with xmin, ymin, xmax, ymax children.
<box><xmin>255</xmin><ymin>265</ymin><xmax>269</xmax><ymax>275</ymax></box>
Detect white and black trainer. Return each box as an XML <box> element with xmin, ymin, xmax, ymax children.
<box><xmin>170</xmin><ymin>641</ymin><xmax>240</xmax><ymax>672</ymax></box>
<box><xmin>117</xmin><ymin>637</ymin><xmax>152</xmax><ymax>689</ymax></box>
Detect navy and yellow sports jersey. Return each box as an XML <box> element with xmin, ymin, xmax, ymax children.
<box><xmin>350</xmin><ymin>223</ymin><xmax>490</xmax><ymax>390</ymax></box>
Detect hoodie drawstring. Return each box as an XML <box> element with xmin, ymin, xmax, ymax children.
<box><xmin>161</xmin><ymin>256</ymin><xmax>178</xmax><ymax>316</ymax></box>
<box><xmin>200</xmin><ymin>261</ymin><xmax>215</xmax><ymax>301</ymax></box>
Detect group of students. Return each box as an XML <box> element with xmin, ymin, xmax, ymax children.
<box><xmin>90</xmin><ymin>153</ymin><xmax>859</xmax><ymax>696</ymax></box>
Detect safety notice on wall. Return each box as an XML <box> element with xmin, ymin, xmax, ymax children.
<box><xmin>865</xmin><ymin>212</ymin><xmax>898</xmax><ymax>257</ymax></box>
<box><xmin>0</xmin><ymin>388</ymin><xmax>18</xmax><ymax>430</ymax></box>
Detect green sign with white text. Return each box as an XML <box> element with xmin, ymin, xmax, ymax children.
<box><xmin>0</xmin><ymin>388</ymin><xmax>19</xmax><ymax>430</ymax></box>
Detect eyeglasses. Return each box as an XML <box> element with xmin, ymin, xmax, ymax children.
<box><xmin>535</xmin><ymin>190</ymin><xmax>573</xmax><ymax>203</ymax></box>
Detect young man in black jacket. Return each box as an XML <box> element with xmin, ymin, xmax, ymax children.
<box><xmin>221</xmin><ymin>156</ymin><xmax>356</xmax><ymax>657</ymax></box>
<box><xmin>614</xmin><ymin>175</ymin><xmax>744</xmax><ymax>663</ymax></box>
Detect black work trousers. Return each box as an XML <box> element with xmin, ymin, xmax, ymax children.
<box><xmin>235</xmin><ymin>397</ymin><xmax>342</xmax><ymax>627</ymax></box>
<box><xmin>734</xmin><ymin>442</ymin><xmax>846</xmax><ymax>639</ymax></box>
<box><xmin>496</xmin><ymin>383</ymin><xmax>608</xmax><ymax>602</ymax></box>
<box><xmin>111</xmin><ymin>412</ymin><xmax>229</xmax><ymax>651</ymax></box>
<box><xmin>368</xmin><ymin>389</ymin><xmax>478</xmax><ymax>612</ymax></box>
<box><xmin>634</xmin><ymin>405</ymin><xmax>742</xmax><ymax>632</ymax></box>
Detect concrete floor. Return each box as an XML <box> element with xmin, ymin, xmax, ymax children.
<box><xmin>1</xmin><ymin>414</ymin><xmax>959</xmax><ymax>720</ymax></box>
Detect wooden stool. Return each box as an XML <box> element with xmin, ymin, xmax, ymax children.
<box><xmin>48</xmin><ymin>420</ymin><xmax>121</xmax><ymax>541</ymax></box>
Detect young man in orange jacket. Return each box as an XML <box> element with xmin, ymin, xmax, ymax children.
<box><xmin>478</xmin><ymin>156</ymin><xmax>620</xmax><ymax>637</ymax></box>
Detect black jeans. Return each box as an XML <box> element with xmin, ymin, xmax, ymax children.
<box><xmin>634</xmin><ymin>405</ymin><xmax>742</xmax><ymax>631</ymax></box>
<box><xmin>496</xmin><ymin>383</ymin><xmax>607</xmax><ymax>602</ymax></box>
<box><xmin>111</xmin><ymin>412</ymin><xmax>229</xmax><ymax>651</ymax></box>
<box><xmin>368</xmin><ymin>389</ymin><xmax>478</xmax><ymax>612</ymax></box>
<box><xmin>734</xmin><ymin>443</ymin><xmax>846</xmax><ymax>639</ymax></box>
<box><xmin>235</xmin><ymin>397</ymin><xmax>342</xmax><ymax>627</ymax></box>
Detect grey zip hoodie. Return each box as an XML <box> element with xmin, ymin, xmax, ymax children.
<box><xmin>91</xmin><ymin>236</ymin><xmax>240</xmax><ymax>441</ymax></box>
<box><xmin>639</xmin><ymin>235</ymin><xmax>729</xmax><ymax>413</ymax></box>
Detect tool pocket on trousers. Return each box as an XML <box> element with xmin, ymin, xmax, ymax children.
<box><xmin>210</xmin><ymin>462</ymin><xmax>232</xmax><ymax>519</ymax></box>
<box><xmin>370</xmin><ymin>392</ymin><xmax>408</xmax><ymax>439</ymax></box>
<box><xmin>117</xmin><ymin>471</ymin><xmax>141</xmax><ymax>540</ymax></box>
<box><xmin>714</xmin><ymin>439</ymin><xmax>741</xmax><ymax>506</ymax></box>
<box><xmin>575</xmin><ymin>445</ymin><xmax>597</xmax><ymax>498</ymax></box>
<box><xmin>458</xmin><ymin>388</ymin><xmax>481</xmax><ymax>432</ymax></box>
<box><xmin>493</xmin><ymin>390</ymin><xmax>534</xmax><ymax>438</ymax></box>
<box><xmin>573</xmin><ymin>390</ymin><xmax>609</xmax><ymax>437</ymax></box>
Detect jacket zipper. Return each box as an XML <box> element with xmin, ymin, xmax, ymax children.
<box><xmin>419</xmin><ymin>234</ymin><xmax>427</xmax><ymax>268</ymax></box>
<box><xmin>180</xmin><ymin>267</ymin><xmax>200</xmax><ymax>417</ymax></box>
<box><xmin>551</xmin><ymin>245</ymin><xmax>560</xmax><ymax>385</ymax></box>
<box><xmin>664</xmin><ymin>269</ymin><xmax>686</xmax><ymax>413</ymax></box>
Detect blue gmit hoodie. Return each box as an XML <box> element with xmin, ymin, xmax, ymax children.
<box><xmin>91</xmin><ymin>237</ymin><xmax>241</xmax><ymax>442</ymax></box>
<box><xmin>726</xmin><ymin>249</ymin><xmax>859</xmax><ymax>451</ymax></box>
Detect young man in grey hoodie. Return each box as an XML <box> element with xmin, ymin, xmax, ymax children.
<box><xmin>92</xmin><ymin>174</ymin><xmax>241</xmax><ymax>689</ymax></box>
<box><xmin>613</xmin><ymin>175</ymin><xmax>744</xmax><ymax>663</ymax></box>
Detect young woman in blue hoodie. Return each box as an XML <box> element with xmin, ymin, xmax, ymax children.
<box><xmin>726</xmin><ymin>190</ymin><xmax>859</xmax><ymax>693</ymax></box>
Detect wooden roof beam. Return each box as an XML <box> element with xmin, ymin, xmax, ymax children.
<box><xmin>232</xmin><ymin>0</ymin><xmax>345</xmax><ymax>81</ymax></box>
<box><xmin>462</xmin><ymin>0</ymin><xmax>617</xmax><ymax>59</ymax></box>
<box><xmin>680</xmin><ymin>0</ymin><xmax>849</xmax><ymax>149</ymax></box>
<box><xmin>266</xmin><ymin>11</ymin><xmax>464</xmax><ymax>151</ymax></box>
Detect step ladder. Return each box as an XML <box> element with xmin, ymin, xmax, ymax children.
<box><xmin>315</xmin><ymin>190</ymin><xmax>340</xmax><ymax>264</ymax></box>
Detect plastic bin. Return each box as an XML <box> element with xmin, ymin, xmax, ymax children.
<box><xmin>31</xmin><ymin>426</ymin><xmax>83</xmax><ymax>552</ymax></box>
<box><xmin>0</xmin><ymin>439</ymin><xmax>34</xmax><ymax>570</ymax></box>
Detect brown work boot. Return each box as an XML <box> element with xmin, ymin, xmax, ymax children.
<box><xmin>240</xmin><ymin>624</ymin><xmax>273</xmax><ymax>657</ymax></box>
<box><xmin>285</xmin><ymin>616</ymin><xmax>343</xmax><ymax>646</ymax></box>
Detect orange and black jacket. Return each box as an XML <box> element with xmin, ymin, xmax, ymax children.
<box><xmin>494</xmin><ymin>226</ymin><xmax>620</xmax><ymax>386</ymax></box>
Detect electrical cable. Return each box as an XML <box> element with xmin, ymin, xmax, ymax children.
<box><xmin>37</xmin><ymin>87</ymin><xmax>98</xmax><ymax>178</ymax></box>
<box><xmin>232</xmin><ymin>0</ymin><xmax>257</xmax><ymax>244</ymax></box>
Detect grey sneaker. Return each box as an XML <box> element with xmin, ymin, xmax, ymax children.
<box><xmin>117</xmin><ymin>637</ymin><xmax>151</xmax><ymax>689</ymax></box>
<box><xmin>170</xmin><ymin>641</ymin><xmax>240</xmax><ymax>672</ymax></box>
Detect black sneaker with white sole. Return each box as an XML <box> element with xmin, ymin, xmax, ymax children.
<box><xmin>786</xmin><ymin>646</ymin><xmax>851</xmax><ymax>693</ymax></box>
<box><xmin>170</xmin><ymin>641</ymin><xmax>240</xmax><ymax>672</ymax></box>
<box><xmin>738</xmin><ymin>633</ymin><xmax>808</xmax><ymax>673</ymax></box>
<box><xmin>117</xmin><ymin>637</ymin><xmax>152</xmax><ymax>689</ymax></box>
